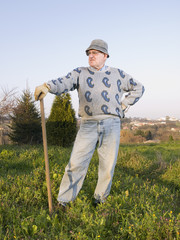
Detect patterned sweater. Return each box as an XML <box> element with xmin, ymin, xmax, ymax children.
<box><xmin>47</xmin><ymin>66</ymin><xmax>145</xmax><ymax>118</ymax></box>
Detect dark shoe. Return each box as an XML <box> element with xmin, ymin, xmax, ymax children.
<box><xmin>56</xmin><ymin>202</ymin><xmax>67</xmax><ymax>213</ymax></box>
<box><xmin>93</xmin><ymin>199</ymin><xmax>103</xmax><ymax>207</ymax></box>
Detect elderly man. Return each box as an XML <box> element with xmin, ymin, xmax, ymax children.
<box><xmin>34</xmin><ymin>39</ymin><xmax>144</xmax><ymax>207</ymax></box>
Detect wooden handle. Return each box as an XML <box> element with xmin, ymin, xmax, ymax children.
<box><xmin>40</xmin><ymin>99</ymin><xmax>53</xmax><ymax>214</ymax></box>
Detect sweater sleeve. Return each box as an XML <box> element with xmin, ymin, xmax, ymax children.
<box><xmin>120</xmin><ymin>70</ymin><xmax>145</xmax><ymax>107</ymax></box>
<box><xmin>46</xmin><ymin>67</ymin><xmax>81</xmax><ymax>95</ymax></box>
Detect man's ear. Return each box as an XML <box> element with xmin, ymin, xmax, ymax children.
<box><xmin>104</xmin><ymin>54</ymin><xmax>108</xmax><ymax>59</ymax></box>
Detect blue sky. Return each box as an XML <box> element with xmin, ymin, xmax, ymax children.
<box><xmin>0</xmin><ymin>0</ymin><xmax>180</xmax><ymax>119</ymax></box>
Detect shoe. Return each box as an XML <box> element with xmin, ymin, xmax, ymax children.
<box><xmin>58</xmin><ymin>201</ymin><xmax>67</xmax><ymax>207</ymax></box>
<box><xmin>93</xmin><ymin>199</ymin><xmax>103</xmax><ymax>207</ymax></box>
<box><xmin>56</xmin><ymin>202</ymin><xmax>67</xmax><ymax>213</ymax></box>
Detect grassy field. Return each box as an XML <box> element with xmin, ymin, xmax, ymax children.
<box><xmin>0</xmin><ymin>142</ymin><xmax>180</xmax><ymax>239</ymax></box>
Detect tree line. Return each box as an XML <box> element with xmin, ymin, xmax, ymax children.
<box><xmin>0</xmin><ymin>88</ymin><xmax>77</xmax><ymax>147</ymax></box>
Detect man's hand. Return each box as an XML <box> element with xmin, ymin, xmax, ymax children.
<box><xmin>121</xmin><ymin>103</ymin><xmax>127</xmax><ymax>111</ymax></box>
<box><xmin>34</xmin><ymin>83</ymin><xmax>50</xmax><ymax>101</ymax></box>
<box><xmin>121</xmin><ymin>103</ymin><xmax>129</xmax><ymax>118</ymax></box>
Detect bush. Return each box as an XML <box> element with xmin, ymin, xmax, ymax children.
<box><xmin>46</xmin><ymin>121</ymin><xmax>77</xmax><ymax>147</ymax></box>
<box><xmin>46</xmin><ymin>94</ymin><xmax>77</xmax><ymax>147</ymax></box>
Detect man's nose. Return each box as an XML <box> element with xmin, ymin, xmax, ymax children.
<box><xmin>89</xmin><ymin>53</ymin><xmax>94</xmax><ymax>58</ymax></box>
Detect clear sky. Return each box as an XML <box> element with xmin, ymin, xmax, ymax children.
<box><xmin>0</xmin><ymin>0</ymin><xmax>180</xmax><ymax>119</ymax></box>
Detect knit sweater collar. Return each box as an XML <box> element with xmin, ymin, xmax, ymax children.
<box><xmin>89</xmin><ymin>65</ymin><xmax>108</xmax><ymax>72</ymax></box>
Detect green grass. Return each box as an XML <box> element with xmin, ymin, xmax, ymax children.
<box><xmin>0</xmin><ymin>142</ymin><xmax>180</xmax><ymax>239</ymax></box>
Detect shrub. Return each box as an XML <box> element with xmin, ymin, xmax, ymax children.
<box><xmin>46</xmin><ymin>94</ymin><xmax>77</xmax><ymax>147</ymax></box>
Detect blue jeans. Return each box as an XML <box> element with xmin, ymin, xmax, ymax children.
<box><xmin>57</xmin><ymin>117</ymin><xmax>121</xmax><ymax>203</ymax></box>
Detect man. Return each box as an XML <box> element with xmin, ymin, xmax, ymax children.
<box><xmin>34</xmin><ymin>39</ymin><xmax>145</xmax><ymax>207</ymax></box>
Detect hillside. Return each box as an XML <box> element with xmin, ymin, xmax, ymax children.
<box><xmin>121</xmin><ymin>117</ymin><xmax>180</xmax><ymax>143</ymax></box>
<box><xmin>0</xmin><ymin>142</ymin><xmax>179</xmax><ymax>239</ymax></box>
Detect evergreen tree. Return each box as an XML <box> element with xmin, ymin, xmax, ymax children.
<box><xmin>145</xmin><ymin>130</ymin><xmax>153</xmax><ymax>140</ymax></box>
<box><xmin>46</xmin><ymin>93</ymin><xmax>77</xmax><ymax>147</ymax></box>
<box><xmin>9</xmin><ymin>89</ymin><xmax>42</xmax><ymax>144</ymax></box>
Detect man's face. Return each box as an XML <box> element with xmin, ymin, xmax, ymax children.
<box><xmin>87</xmin><ymin>49</ymin><xmax>107</xmax><ymax>70</ymax></box>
